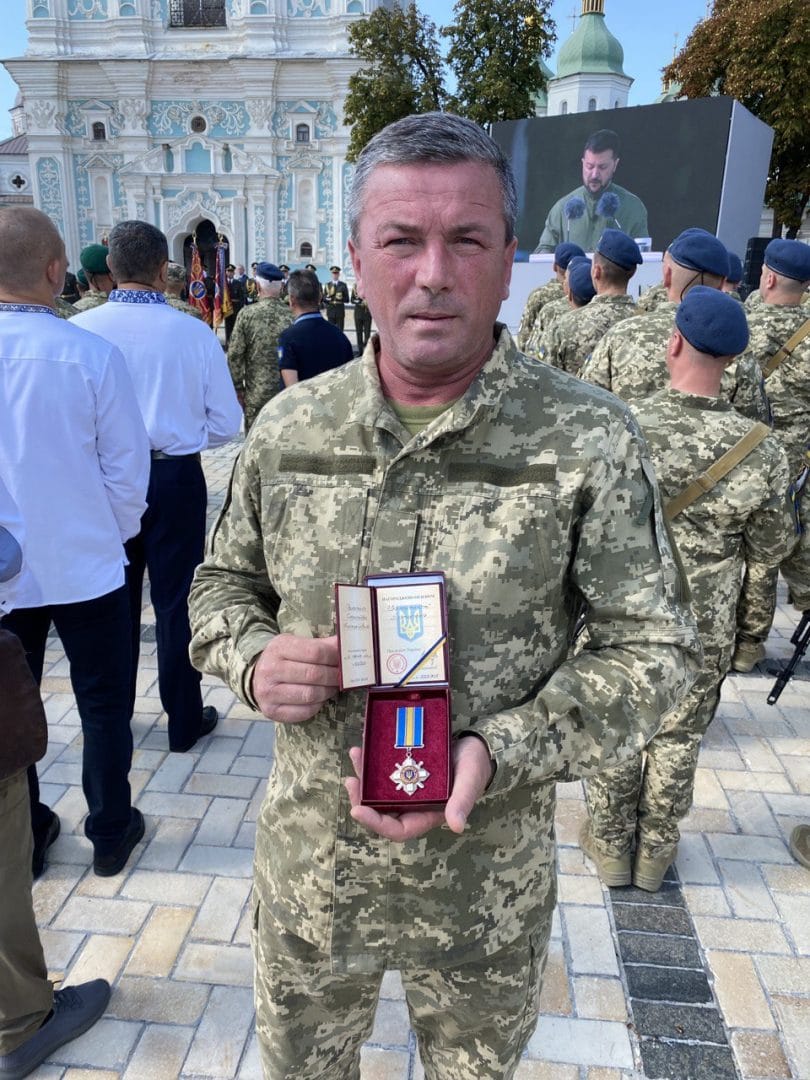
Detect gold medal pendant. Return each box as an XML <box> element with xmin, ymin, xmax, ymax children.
<box><xmin>390</xmin><ymin>754</ymin><xmax>430</xmax><ymax>796</ymax></box>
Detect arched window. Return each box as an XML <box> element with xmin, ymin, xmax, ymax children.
<box><xmin>295</xmin><ymin>124</ymin><xmax>311</xmax><ymax>144</ymax></box>
<box><xmin>92</xmin><ymin>121</ymin><xmax>107</xmax><ymax>141</ymax></box>
<box><xmin>299</xmin><ymin>241</ymin><xmax>313</xmax><ymax>258</ymax></box>
<box><xmin>560</xmin><ymin>101</ymin><xmax>568</xmax><ymax>115</ymax></box>
<box><xmin>588</xmin><ymin>97</ymin><xmax>597</xmax><ymax>112</ymax></box>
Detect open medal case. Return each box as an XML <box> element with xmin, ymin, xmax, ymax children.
<box><xmin>335</xmin><ymin>571</ymin><xmax>452</xmax><ymax>811</ymax></box>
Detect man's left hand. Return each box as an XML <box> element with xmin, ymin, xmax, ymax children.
<box><xmin>345</xmin><ymin>735</ymin><xmax>494</xmax><ymax>842</ymax></box>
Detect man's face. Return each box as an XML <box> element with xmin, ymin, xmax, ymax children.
<box><xmin>226</xmin><ymin>269</ymin><xmax>234</xmax><ymax>280</ymax></box>
<box><xmin>349</xmin><ymin>161</ymin><xmax>516</xmax><ymax>382</ymax></box>
<box><xmin>331</xmin><ymin>269</ymin><xmax>339</xmax><ymax>279</ymax></box>
<box><xmin>581</xmin><ymin>149</ymin><xmax>619</xmax><ymax>195</ymax></box>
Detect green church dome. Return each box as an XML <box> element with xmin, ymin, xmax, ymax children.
<box><xmin>556</xmin><ymin>1</ymin><xmax>627</xmax><ymax>79</ymax></box>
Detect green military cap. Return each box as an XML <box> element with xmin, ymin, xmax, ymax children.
<box><xmin>80</xmin><ymin>243</ymin><xmax>110</xmax><ymax>274</ymax></box>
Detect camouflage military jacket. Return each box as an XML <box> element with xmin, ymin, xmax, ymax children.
<box><xmin>189</xmin><ymin>327</ymin><xmax>698</xmax><ymax>972</ymax></box>
<box><xmin>633</xmin><ymin>390</ymin><xmax>794</xmax><ymax>653</ymax></box>
<box><xmin>524</xmin><ymin>295</ymin><xmax>571</xmax><ymax>358</ymax></box>
<box><xmin>743</xmin><ymin>303</ymin><xmax>810</xmax><ymax>474</ymax></box>
<box><xmin>227</xmin><ymin>298</ymin><xmax>293</xmax><ymax>425</ymax></box>
<box><xmin>517</xmin><ymin>279</ymin><xmax>563</xmax><ymax>350</ymax></box>
<box><xmin>538</xmin><ymin>293</ymin><xmax>636</xmax><ymax>375</ymax></box>
<box><xmin>54</xmin><ymin>297</ymin><xmax>78</xmax><ymax>320</ymax></box>
<box><xmin>72</xmin><ymin>291</ymin><xmax>108</xmax><ymax>312</ymax></box>
<box><xmin>166</xmin><ymin>296</ymin><xmax>203</xmax><ymax>320</ymax></box>
<box><xmin>581</xmin><ymin>302</ymin><xmax>770</xmax><ymax>424</ymax></box>
<box><xmin>635</xmin><ymin>282</ymin><xmax>668</xmax><ymax>315</ymax></box>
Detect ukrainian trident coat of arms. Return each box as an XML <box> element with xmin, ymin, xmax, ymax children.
<box><xmin>396</xmin><ymin>604</ymin><xmax>424</xmax><ymax>642</ymax></box>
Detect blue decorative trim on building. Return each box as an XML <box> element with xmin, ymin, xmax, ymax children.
<box><xmin>147</xmin><ymin>101</ymin><xmax>250</xmax><ymax>138</ymax></box>
<box><xmin>151</xmin><ymin>0</ymin><xmax>168</xmax><ymax>21</ymax></box>
<box><xmin>276</xmin><ymin>156</ymin><xmax>292</xmax><ymax>260</ymax></box>
<box><xmin>120</xmin><ymin>1</ymin><xmax>137</xmax><ymax>14</ymax></box>
<box><xmin>73</xmin><ymin>153</ymin><xmax>125</xmax><ymax>246</ymax></box>
<box><xmin>68</xmin><ymin>0</ymin><xmax>108</xmax><ymax>19</ymax></box>
<box><xmin>318</xmin><ymin>166</ymin><xmax>333</xmax><ymax>259</ymax></box>
<box><xmin>65</xmin><ymin>100</ymin><xmax>124</xmax><ymax>139</ymax></box>
<box><xmin>250</xmin><ymin>0</ymin><xmax>269</xmax><ymax>12</ymax></box>
<box><xmin>342</xmin><ymin>161</ymin><xmax>354</xmax><ymax>270</ymax></box>
<box><xmin>36</xmin><ymin>157</ymin><xmax>65</xmax><ymax>236</ymax></box>
<box><xmin>32</xmin><ymin>1</ymin><xmax>50</xmax><ymax>16</ymax></box>
<box><xmin>253</xmin><ymin>203</ymin><xmax>266</xmax><ymax>261</ymax></box>
<box><xmin>214</xmin><ymin>189</ymin><xmax>239</xmax><ymax>198</ymax></box>
<box><xmin>271</xmin><ymin>100</ymin><xmax>337</xmax><ymax>139</ymax></box>
<box><xmin>287</xmin><ymin>0</ymin><xmax>331</xmax><ymax>16</ymax></box>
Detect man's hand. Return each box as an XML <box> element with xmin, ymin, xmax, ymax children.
<box><xmin>345</xmin><ymin>734</ymin><xmax>494</xmax><ymax>843</ymax></box>
<box><xmin>251</xmin><ymin>634</ymin><xmax>339</xmax><ymax>723</ymax></box>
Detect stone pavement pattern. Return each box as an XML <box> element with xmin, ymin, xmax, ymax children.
<box><xmin>27</xmin><ymin>439</ymin><xmax>810</xmax><ymax>1079</ymax></box>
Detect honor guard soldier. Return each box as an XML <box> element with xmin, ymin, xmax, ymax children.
<box><xmin>350</xmin><ymin>282</ymin><xmax>372</xmax><ymax>353</ymax></box>
<box><xmin>72</xmin><ymin>243</ymin><xmax>114</xmax><ymax>312</ymax></box>
<box><xmin>278</xmin><ymin>264</ymin><xmax>290</xmax><ymax>303</ymax></box>
<box><xmin>164</xmin><ymin>262</ymin><xmax>203</xmax><ymax>319</ymax></box>
<box><xmin>323</xmin><ymin>265</ymin><xmax>349</xmax><ymax>329</ymax></box>
<box><xmin>582</xmin><ymin>288</ymin><xmax>795</xmax><ymax>892</ymax></box>
<box><xmin>188</xmin><ymin>112</ymin><xmax>698</xmax><ymax>1080</ymax></box>
<box><xmin>516</xmin><ymin>241</ymin><xmax>584</xmax><ymax>351</ymax></box>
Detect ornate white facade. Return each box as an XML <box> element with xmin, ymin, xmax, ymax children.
<box><xmin>3</xmin><ymin>0</ymin><xmax>390</xmax><ymax>269</ymax></box>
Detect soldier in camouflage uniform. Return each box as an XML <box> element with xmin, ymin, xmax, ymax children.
<box><xmin>583</xmin><ymin>288</ymin><xmax>795</xmax><ymax>892</ymax></box>
<box><xmin>732</xmin><ymin>239</ymin><xmax>810</xmax><ymax>669</ymax></box>
<box><xmin>523</xmin><ymin>256</ymin><xmax>591</xmax><ymax>359</ymax></box>
<box><xmin>535</xmin><ymin>260</ymin><xmax>595</xmax><ymax>368</ymax></box>
<box><xmin>227</xmin><ymin>261</ymin><xmax>293</xmax><ymax>432</ymax></box>
<box><xmin>723</xmin><ymin>251</ymin><xmax>744</xmax><ymax>302</ymax></box>
<box><xmin>72</xmin><ymin>243</ymin><xmax>113</xmax><ymax>312</ymax></box>
<box><xmin>54</xmin><ymin>296</ymin><xmax>78</xmax><ymax>319</ymax></box>
<box><xmin>188</xmin><ymin>113</ymin><xmax>699</xmax><ymax>1080</ymax></box>
<box><xmin>516</xmin><ymin>241</ymin><xmax>584</xmax><ymax>351</ymax></box>
<box><xmin>581</xmin><ymin>228</ymin><xmax>770</xmax><ymax>424</ymax></box>
<box><xmin>538</xmin><ymin>230</ymin><xmax>639</xmax><ymax>375</ymax></box>
<box><xmin>635</xmin><ymin>280</ymin><xmax>668</xmax><ymax>314</ymax></box>
<box><xmin>164</xmin><ymin>262</ymin><xmax>203</xmax><ymax>319</ymax></box>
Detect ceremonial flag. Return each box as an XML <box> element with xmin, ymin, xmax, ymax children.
<box><xmin>187</xmin><ymin>239</ymin><xmax>212</xmax><ymax>326</ymax></box>
<box><xmin>213</xmin><ymin>239</ymin><xmax>233</xmax><ymax>329</ymax></box>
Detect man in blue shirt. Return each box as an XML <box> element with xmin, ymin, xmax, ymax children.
<box><xmin>278</xmin><ymin>270</ymin><xmax>354</xmax><ymax>388</ymax></box>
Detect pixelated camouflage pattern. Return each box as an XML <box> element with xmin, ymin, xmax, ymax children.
<box><xmin>189</xmin><ymin>326</ymin><xmax>699</xmax><ymax>972</ymax></box>
<box><xmin>54</xmin><ymin>297</ymin><xmax>78</xmax><ymax>320</ymax></box>
<box><xmin>725</xmin><ymin>288</ymin><xmax>743</xmax><ymax>303</ymax></box>
<box><xmin>635</xmin><ymin>282</ymin><xmax>668</xmax><ymax>314</ymax></box>
<box><xmin>227</xmin><ymin>297</ymin><xmax>293</xmax><ymax>430</ymax></box>
<box><xmin>523</xmin><ymin>294</ymin><xmax>571</xmax><ymax>358</ymax></box>
<box><xmin>587</xmin><ymin>388</ymin><xmax>795</xmax><ymax>858</ymax></box>
<box><xmin>71</xmin><ymin>290</ymin><xmax>108</xmax><ymax>312</ymax></box>
<box><xmin>516</xmin><ymin>279</ymin><xmax>563</xmax><ymax>350</ymax></box>
<box><xmin>580</xmin><ymin>302</ymin><xmax>771</xmax><ymax>423</ymax></box>
<box><xmin>745</xmin><ymin>289</ymin><xmax>764</xmax><ymax>310</ymax></box>
<box><xmin>538</xmin><ymin>293</ymin><xmax>636</xmax><ymax>375</ymax></box>
<box><xmin>252</xmin><ymin>896</ymin><xmax>549</xmax><ymax>1079</ymax></box>
<box><xmin>166</xmin><ymin>295</ymin><xmax>203</xmax><ymax>319</ymax></box>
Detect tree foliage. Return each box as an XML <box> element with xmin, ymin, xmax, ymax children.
<box><xmin>664</xmin><ymin>0</ymin><xmax>810</xmax><ymax>235</ymax></box>
<box><xmin>443</xmin><ymin>0</ymin><xmax>555</xmax><ymax>125</ymax></box>
<box><xmin>343</xmin><ymin>3</ymin><xmax>445</xmax><ymax>162</ymax></box>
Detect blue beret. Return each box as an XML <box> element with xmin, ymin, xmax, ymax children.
<box><xmin>668</xmin><ymin>228</ymin><xmax>729</xmax><ymax>279</ymax></box>
<box><xmin>596</xmin><ymin>228</ymin><xmax>643</xmax><ymax>270</ymax></box>
<box><xmin>726</xmin><ymin>252</ymin><xmax>743</xmax><ymax>284</ymax></box>
<box><xmin>568</xmin><ymin>261</ymin><xmax>596</xmax><ymax>305</ymax></box>
<box><xmin>554</xmin><ymin>242</ymin><xmax>586</xmax><ymax>270</ymax></box>
<box><xmin>567</xmin><ymin>255</ymin><xmax>591</xmax><ymax>272</ymax></box>
<box><xmin>675</xmin><ymin>285</ymin><xmax>749</xmax><ymax>357</ymax></box>
<box><xmin>255</xmin><ymin>261</ymin><xmax>283</xmax><ymax>282</ymax></box>
<box><xmin>764</xmin><ymin>239</ymin><xmax>810</xmax><ymax>282</ymax></box>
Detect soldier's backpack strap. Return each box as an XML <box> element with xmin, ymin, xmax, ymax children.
<box><xmin>665</xmin><ymin>422</ymin><xmax>772</xmax><ymax>521</ymax></box>
<box><xmin>763</xmin><ymin>316</ymin><xmax>810</xmax><ymax>378</ymax></box>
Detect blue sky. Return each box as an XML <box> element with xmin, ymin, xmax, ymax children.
<box><xmin>1</xmin><ymin>0</ymin><xmax>710</xmax><ymax>140</ymax></box>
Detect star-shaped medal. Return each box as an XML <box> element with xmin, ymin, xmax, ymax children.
<box><xmin>390</xmin><ymin>754</ymin><xmax>430</xmax><ymax>796</ymax></box>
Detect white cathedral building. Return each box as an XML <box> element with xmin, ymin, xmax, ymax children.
<box><xmin>1</xmin><ymin>0</ymin><xmax>391</xmax><ymax>273</ymax></box>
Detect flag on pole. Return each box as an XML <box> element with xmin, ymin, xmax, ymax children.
<box><xmin>213</xmin><ymin>239</ymin><xmax>233</xmax><ymax>329</ymax></box>
<box><xmin>187</xmin><ymin>238</ymin><xmax>212</xmax><ymax>326</ymax></box>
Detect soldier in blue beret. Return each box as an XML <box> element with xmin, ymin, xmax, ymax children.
<box><xmin>567</xmin><ymin>261</ymin><xmax>596</xmax><ymax>307</ymax></box>
<box><xmin>516</xmin><ymin>242</ymin><xmax>587</xmax><ymax>350</ymax></box>
<box><xmin>668</xmin><ymin>228</ymin><xmax>730</xmax><ymax>282</ymax></box>
<box><xmin>723</xmin><ymin>251</ymin><xmax>744</xmax><ymax>301</ymax></box>
<box><xmin>674</xmin><ymin>284</ymin><xmax>749</xmax><ymax>357</ymax></box>
<box><xmin>596</xmin><ymin>228</ymin><xmax>643</xmax><ymax>272</ymax></box>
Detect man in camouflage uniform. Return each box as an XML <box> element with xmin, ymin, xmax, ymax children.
<box><xmin>723</xmin><ymin>251</ymin><xmax>744</xmax><ymax>302</ymax></box>
<box><xmin>636</xmin><ymin>280</ymin><xmax>668</xmax><ymax>315</ymax></box>
<box><xmin>581</xmin><ymin>228</ymin><xmax>770</xmax><ymax>424</ymax></box>
<box><xmin>72</xmin><ymin>243</ymin><xmax>114</xmax><ymax>312</ymax></box>
<box><xmin>188</xmin><ymin>112</ymin><xmax>699</xmax><ymax>1080</ymax></box>
<box><xmin>523</xmin><ymin>256</ymin><xmax>590</xmax><ymax>359</ymax></box>
<box><xmin>516</xmin><ymin>241</ymin><xmax>584</xmax><ymax>351</ymax></box>
<box><xmin>732</xmin><ymin>238</ymin><xmax>810</xmax><ymax>670</ymax></box>
<box><xmin>323</xmin><ymin>265</ymin><xmax>350</xmax><ymax>330</ymax></box>
<box><xmin>583</xmin><ymin>288</ymin><xmax>795</xmax><ymax>892</ymax></box>
<box><xmin>227</xmin><ymin>261</ymin><xmax>293</xmax><ymax>432</ymax></box>
<box><xmin>538</xmin><ymin>230</ymin><xmax>639</xmax><ymax>375</ymax></box>
<box><xmin>164</xmin><ymin>262</ymin><xmax>203</xmax><ymax>319</ymax></box>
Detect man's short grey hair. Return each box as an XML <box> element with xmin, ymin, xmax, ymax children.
<box><xmin>347</xmin><ymin>112</ymin><xmax>517</xmax><ymax>244</ymax></box>
<box><xmin>108</xmin><ymin>220</ymin><xmax>168</xmax><ymax>284</ymax></box>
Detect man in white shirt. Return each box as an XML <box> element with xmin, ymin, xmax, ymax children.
<box><xmin>0</xmin><ymin>207</ymin><xmax>151</xmax><ymax>878</ymax></box>
<box><xmin>72</xmin><ymin>220</ymin><xmax>242</xmax><ymax>753</ymax></box>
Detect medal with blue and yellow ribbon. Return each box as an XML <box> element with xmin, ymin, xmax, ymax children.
<box><xmin>390</xmin><ymin>705</ymin><xmax>429</xmax><ymax>795</ymax></box>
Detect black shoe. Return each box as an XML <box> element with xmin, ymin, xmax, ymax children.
<box><xmin>93</xmin><ymin>808</ymin><xmax>145</xmax><ymax>877</ymax></box>
<box><xmin>169</xmin><ymin>706</ymin><xmax>219</xmax><ymax>753</ymax></box>
<box><xmin>32</xmin><ymin>812</ymin><xmax>61</xmax><ymax>880</ymax></box>
<box><xmin>0</xmin><ymin>979</ymin><xmax>110</xmax><ymax>1079</ymax></box>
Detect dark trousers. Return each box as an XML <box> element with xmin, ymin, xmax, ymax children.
<box><xmin>224</xmin><ymin>308</ymin><xmax>242</xmax><ymax>345</ymax></box>
<box><xmin>354</xmin><ymin>307</ymin><xmax>372</xmax><ymax>353</ymax></box>
<box><xmin>2</xmin><ymin>586</ymin><xmax>133</xmax><ymax>854</ymax></box>
<box><xmin>326</xmin><ymin>304</ymin><xmax>345</xmax><ymax>330</ymax></box>
<box><xmin>125</xmin><ymin>455</ymin><xmax>206</xmax><ymax>751</ymax></box>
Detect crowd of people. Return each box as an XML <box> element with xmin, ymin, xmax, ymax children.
<box><xmin>0</xmin><ymin>109</ymin><xmax>808</xmax><ymax>1079</ymax></box>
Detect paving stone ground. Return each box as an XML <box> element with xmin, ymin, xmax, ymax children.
<box><xmin>28</xmin><ymin>438</ymin><xmax>810</xmax><ymax>1079</ymax></box>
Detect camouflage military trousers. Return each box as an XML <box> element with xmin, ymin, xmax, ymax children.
<box><xmin>586</xmin><ymin>646</ymin><xmax>729</xmax><ymax>859</ymax></box>
<box><xmin>251</xmin><ymin>897</ymin><xmax>549</xmax><ymax>1079</ymax></box>
<box><xmin>736</xmin><ymin>562</ymin><xmax>780</xmax><ymax>644</ymax></box>
<box><xmin>782</xmin><ymin>515</ymin><xmax>810</xmax><ymax>611</ymax></box>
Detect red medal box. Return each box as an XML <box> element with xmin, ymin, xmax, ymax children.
<box><xmin>335</xmin><ymin>572</ymin><xmax>452</xmax><ymax>812</ymax></box>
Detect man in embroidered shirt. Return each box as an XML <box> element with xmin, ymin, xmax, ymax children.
<box><xmin>72</xmin><ymin>220</ymin><xmax>242</xmax><ymax>755</ymax></box>
<box><xmin>188</xmin><ymin>113</ymin><xmax>699</xmax><ymax>1079</ymax></box>
<box><xmin>0</xmin><ymin>207</ymin><xmax>150</xmax><ymax>878</ymax></box>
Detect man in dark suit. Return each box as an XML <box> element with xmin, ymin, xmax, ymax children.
<box><xmin>278</xmin><ymin>270</ymin><xmax>353</xmax><ymax>387</ymax></box>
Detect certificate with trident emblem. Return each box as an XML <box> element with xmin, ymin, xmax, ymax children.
<box><xmin>375</xmin><ymin>582</ymin><xmax>446</xmax><ymax>684</ymax></box>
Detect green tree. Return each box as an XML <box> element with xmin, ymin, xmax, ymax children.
<box><xmin>443</xmin><ymin>0</ymin><xmax>555</xmax><ymax>125</ymax></box>
<box><xmin>343</xmin><ymin>3</ymin><xmax>446</xmax><ymax>162</ymax></box>
<box><xmin>664</xmin><ymin>0</ymin><xmax>810</xmax><ymax>236</ymax></box>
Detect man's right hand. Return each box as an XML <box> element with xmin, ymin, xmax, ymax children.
<box><xmin>251</xmin><ymin>634</ymin><xmax>340</xmax><ymax>723</ymax></box>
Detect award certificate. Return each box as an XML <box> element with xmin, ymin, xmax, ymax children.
<box><xmin>374</xmin><ymin>583</ymin><xmax>446</xmax><ymax>684</ymax></box>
